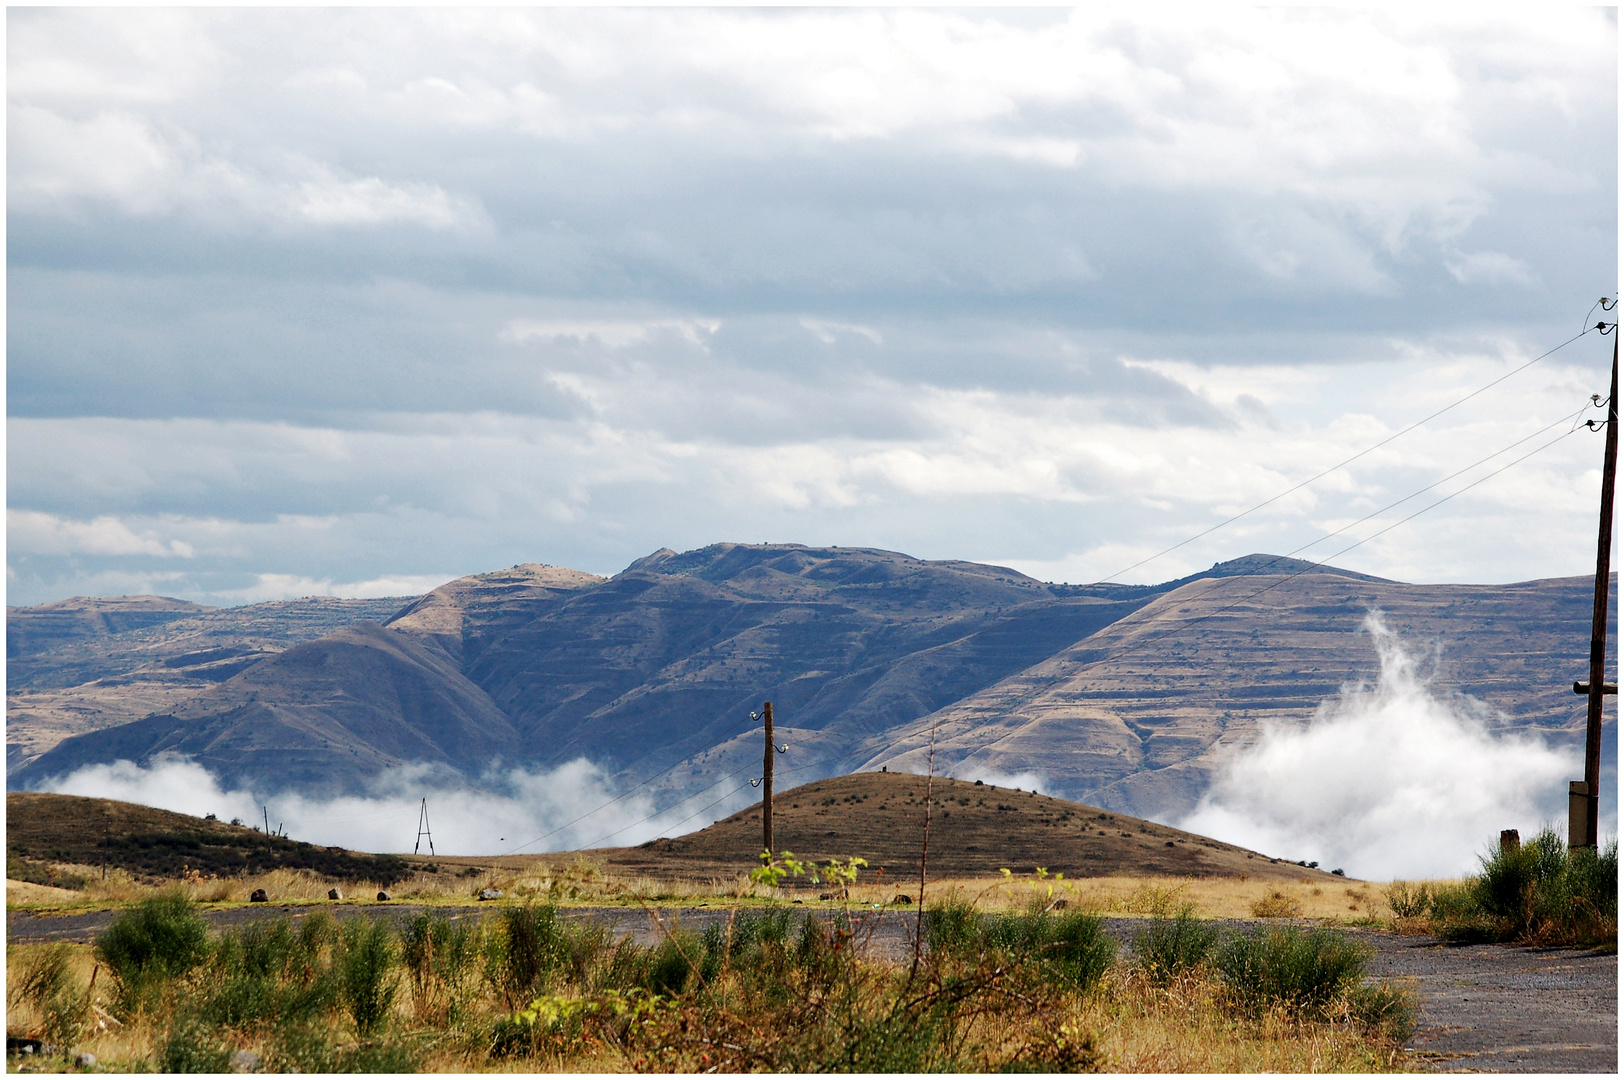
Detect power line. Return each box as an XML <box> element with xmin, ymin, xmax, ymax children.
<box><xmin>491</xmin><ymin>326</ymin><xmax>1608</xmax><ymax>856</ymax></box>
<box><xmin>939</xmin><ymin>418</ymin><xmax>1592</xmax><ymax>775</ymax></box>
<box><xmin>1093</xmin><ymin>326</ymin><xmax>1598</xmax><ymax>587</ymax></box>
<box><xmin>504</xmin><ymin>400</ymin><xmax>1597</xmax><ymax>857</ymax></box>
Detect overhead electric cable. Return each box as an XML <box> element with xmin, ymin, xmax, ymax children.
<box><xmin>1093</xmin><ymin>326</ymin><xmax>1597</xmax><ymax>586</ymax></box>
<box><xmin>941</xmin><ymin>418</ymin><xmax>1592</xmax><ymax>774</ymax></box>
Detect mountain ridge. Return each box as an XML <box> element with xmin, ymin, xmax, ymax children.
<box><xmin>9</xmin><ymin>546</ymin><xmax>1613</xmax><ymax>829</ymax></box>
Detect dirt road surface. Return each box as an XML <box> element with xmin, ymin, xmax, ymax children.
<box><xmin>7</xmin><ymin>904</ymin><xmax>1615</xmax><ymax>1072</ymax></box>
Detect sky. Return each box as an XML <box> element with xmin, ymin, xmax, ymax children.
<box><xmin>6</xmin><ymin>7</ymin><xmax>1619</xmax><ymax>608</ymax></box>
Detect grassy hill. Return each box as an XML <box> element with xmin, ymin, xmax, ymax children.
<box><xmin>455</xmin><ymin>772</ymin><xmax>1340</xmax><ymax>884</ymax></box>
<box><xmin>5</xmin><ymin>792</ymin><xmax>410</xmax><ymax>887</ymax></box>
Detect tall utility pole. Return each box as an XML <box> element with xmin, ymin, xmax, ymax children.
<box><xmin>1576</xmin><ymin>330</ymin><xmax>1619</xmax><ymax>849</ymax></box>
<box><xmin>761</xmin><ymin>701</ymin><xmax>775</xmax><ymax>855</ymax></box>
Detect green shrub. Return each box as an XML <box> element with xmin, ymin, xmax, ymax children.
<box><xmin>156</xmin><ymin>1014</ymin><xmax>233</xmax><ymax>1073</ymax></box>
<box><xmin>924</xmin><ymin>898</ymin><xmax>982</xmax><ymax>960</ymax></box>
<box><xmin>7</xmin><ymin>942</ymin><xmax>91</xmax><ymax>1046</ymax></box>
<box><xmin>645</xmin><ymin>932</ymin><xmax>700</xmax><ymax>997</ymax></box>
<box><xmin>402</xmin><ymin>911</ymin><xmax>481</xmax><ymax>1021</ymax></box>
<box><xmin>1042</xmin><ymin>910</ymin><xmax>1118</xmax><ymax>992</ymax></box>
<box><xmin>1472</xmin><ymin>830</ymin><xmax>1618</xmax><ymax>946</ymax></box>
<box><xmin>337</xmin><ymin>917</ymin><xmax>400</xmax><ymax>1036</ymax></box>
<box><xmin>1133</xmin><ymin>906</ymin><xmax>1219</xmax><ymax>984</ymax></box>
<box><xmin>926</xmin><ymin>898</ymin><xmax>1115</xmax><ymax>993</ymax></box>
<box><xmin>488</xmin><ymin>904</ymin><xmax>569</xmax><ymax>1005</ymax></box>
<box><xmin>1384</xmin><ymin>881</ymin><xmax>1431</xmax><ymax>919</ymax></box>
<box><xmin>1214</xmin><ymin>925</ymin><xmax>1371</xmax><ymax>1016</ymax></box>
<box><xmin>94</xmin><ymin>892</ymin><xmax>209</xmax><ymax>1007</ymax></box>
<box><xmin>1349</xmin><ymin>980</ymin><xmax>1419</xmax><ymax>1041</ymax></box>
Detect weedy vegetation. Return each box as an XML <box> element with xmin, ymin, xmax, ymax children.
<box><xmin>1385</xmin><ymin>829</ymin><xmax>1617</xmax><ymax>950</ymax></box>
<box><xmin>6</xmin><ymin>856</ymin><xmax>1422</xmax><ymax>1073</ymax></box>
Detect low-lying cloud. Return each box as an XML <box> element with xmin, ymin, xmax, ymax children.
<box><xmin>40</xmin><ymin>755</ymin><xmax>757</xmax><ymax>856</ymax></box>
<box><xmin>1180</xmin><ymin>612</ymin><xmax>1587</xmax><ymax>881</ymax></box>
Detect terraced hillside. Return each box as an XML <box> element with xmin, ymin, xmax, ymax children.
<box><xmin>9</xmin><ymin>545</ymin><xmax>1614</xmax><ymax>828</ymax></box>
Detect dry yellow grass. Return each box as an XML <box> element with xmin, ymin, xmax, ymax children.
<box><xmin>9</xmin><ymin>855</ymin><xmax>1460</xmax><ymax>929</ymax></box>
<box><xmin>7</xmin><ymin>938</ymin><xmax>1409</xmax><ymax>1074</ymax></box>
<box><xmin>919</xmin><ymin>872</ymin><xmax>1399</xmax><ymax>923</ymax></box>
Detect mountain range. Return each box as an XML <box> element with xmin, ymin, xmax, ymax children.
<box><xmin>8</xmin><ymin>544</ymin><xmax>1615</xmax><ymax>826</ymax></box>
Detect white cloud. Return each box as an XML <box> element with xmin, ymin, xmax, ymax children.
<box><xmin>1446</xmin><ymin>250</ymin><xmax>1537</xmax><ymax>286</ymax></box>
<box><xmin>1180</xmin><ymin>612</ymin><xmax>1584</xmax><ymax>880</ymax></box>
<box><xmin>503</xmin><ymin>318</ymin><xmax>720</xmax><ymax>349</ymax></box>
<box><xmin>800</xmin><ymin>317</ymin><xmax>883</xmax><ymax>345</ymax></box>
<box><xmin>36</xmin><ymin>754</ymin><xmax>754</xmax><ymax>855</ymax></box>
<box><xmin>290</xmin><ymin>170</ymin><xmax>485</xmax><ymax>231</ymax></box>
<box><xmin>8</xmin><ymin>509</ymin><xmax>195</xmax><ymax>558</ymax></box>
<box><xmin>215</xmin><ymin>571</ymin><xmax>452</xmax><ymax>605</ymax></box>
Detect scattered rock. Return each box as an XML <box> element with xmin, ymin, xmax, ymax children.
<box><xmin>75</xmin><ymin>1051</ymin><xmax>97</xmax><ymax>1068</ymax></box>
<box><xmin>249</xmin><ymin>888</ymin><xmax>268</xmax><ymax>903</ymax></box>
<box><xmin>7</xmin><ymin>1037</ymin><xmax>45</xmax><ymax>1056</ymax></box>
<box><xmin>892</xmin><ymin>894</ymin><xmax>913</xmax><ymax>905</ymax></box>
<box><xmin>376</xmin><ymin>890</ymin><xmax>391</xmax><ymax>901</ymax></box>
<box><xmin>328</xmin><ymin>888</ymin><xmax>342</xmax><ymax>900</ymax></box>
<box><xmin>793</xmin><ymin>899</ymin><xmax>804</xmax><ymax>904</ymax></box>
<box><xmin>1165</xmin><ymin>841</ymin><xmax>1175</xmax><ymax>848</ymax></box>
<box><xmin>229</xmin><ymin>1048</ymin><xmax>262</xmax><ymax>1073</ymax></box>
<box><xmin>478</xmin><ymin>887</ymin><xmax>503</xmax><ymax>901</ymax></box>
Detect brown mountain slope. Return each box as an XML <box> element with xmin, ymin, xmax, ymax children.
<box><xmin>7</xmin><ymin>595</ymin><xmax>211</xmax><ymax>659</ymax></box>
<box><xmin>21</xmin><ymin>624</ymin><xmax>521</xmax><ymax>793</ymax></box>
<box><xmin>569</xmin><ymin>772</ymin><xmax>1339</xmax><ymax>883</ymax></box>
<box><xmin>6</xmin><ymin>595</ymin><xmax>414</xmax><ymax>773</ymax></box>
<box><xmin>869</xmin><ymin>570</ymin><xmax>1615</xmax><ymax>820</ymax></box>
<box><xmin>5</xmin><ymin>792</ymin><xmax>410</xmax><ymax>884</ymax></box>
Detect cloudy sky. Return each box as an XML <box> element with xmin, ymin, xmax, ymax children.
<box><xmin>7</xmin><ymin>7</ymin><xmax>1618</xmax><ymax>608</ymax></box>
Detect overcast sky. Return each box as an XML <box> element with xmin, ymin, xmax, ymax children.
<box><xmin>7</xmin><ymin>7</ymin><xmax>1618</xmax><ymax>608</ymax></box>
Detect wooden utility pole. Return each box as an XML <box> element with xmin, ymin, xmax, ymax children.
<box><xmin>1576</xmin><ymin>331</ymin><xmax>1619</xmax><ymax>849</ymax></box>
<box><xmin>761</xmin><ymin>701</ymin><xmax>775</xmax><ymax>855</ymax></box>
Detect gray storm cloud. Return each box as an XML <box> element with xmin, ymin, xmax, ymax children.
<box><xmin>5</xmin><ymin>8</ymin><xmax>1616</xmax><ymax>605</ymax></box>
<box><xmin>1180</xmin><ymin>612</ymin><xmax>1591</xmax><ymax>880</ymax></box>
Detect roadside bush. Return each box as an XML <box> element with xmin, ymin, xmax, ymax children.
<box><xmin>1473</xmin><ymin>830</ymin><xmax>1617</xmax><ymax>946</ymax></box>
<box><xmin>401</xmin><ymin>912</ymin><xmax>481</xmax><ymax>1023</ymax></box>
<box><xmin>1214</xmin><ymin>925</ymin><xmax>1371</xmax><ymax>1017</ymax></box>
<box><xmin>1384</xmin><ymin>881</ymin><xmax>1431</xmax><ymax>919</ymax></box>
<box><xmin>1349</xmin><ymin>980</ymin><xmax>1419</xmax><ymax>1042</ymax></box>
<box><xmin>488</xmin><ymin>903</ymin><xmax>568</xmax><ymax>1006</ymax></box>
<box><xmin>924</xmin><ymin>897</ymin><xmax>982</xmax><ymax>959</ymax></box>
<box><xmin>337</xmin><ymin>917</ymin><xmax>400</xmax><ymax>1036</ymax></box>
<box><xmin>7</xmin><ymin>942</ymin><xmax>92</xmax><ymax>1046</ymax></box>
<box><xmin>202</xmin><ymin>917</ymin><xmax>337</xmax><ymax>1029</ymax></box>
<box><xmin>1133</xmin><ymin>906</ymin><xmax>1220</xmax><ymax>984</ymax></box>
<box><xmin>1249</xmin><ymin>890</ymin><xmax>1303</xmax><ymax>918</ymax></box>
<box><xmin>94</xmin><ymin>892</ymin><xmax>209</xmax><ymax>1008</ymax></box>
<box><xmin>155</xmin><ymin>1014</ymin><xmax>233</xmax><ymax>1073</ymax></box>
<box><xmin>927</xmin><ymin>898</ymin><xmax>1116</xmax><ymax>993</ymax></box>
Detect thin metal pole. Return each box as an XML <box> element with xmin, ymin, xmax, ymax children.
<box><xmin>1584</xmin><ymin>332</ymin><xmax>1618</xmax><ymax>848</ymax></box>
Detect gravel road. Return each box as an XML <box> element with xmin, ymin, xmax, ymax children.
<box><xmin>8</xmin><ymin>904</ymin><xmax>1615</xmax><ymax>1073</ymax></box>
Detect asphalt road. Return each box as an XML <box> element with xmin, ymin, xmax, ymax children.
<box><xmin>7</xmin><ymin>903</ymin><xmax>1615</xmax><ymax>1073</ymax></box>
